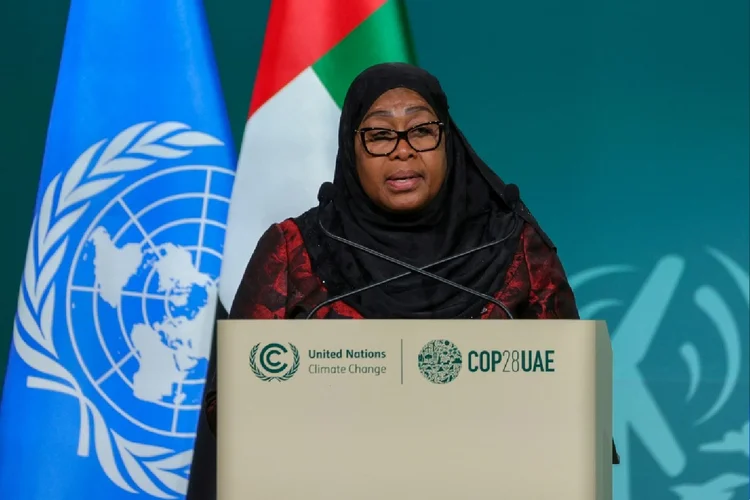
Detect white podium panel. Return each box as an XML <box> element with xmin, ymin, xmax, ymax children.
<box><xmin>216</xmin><ymin>319</ymin><xmax>612</xmax><ymax>500</ymax></box>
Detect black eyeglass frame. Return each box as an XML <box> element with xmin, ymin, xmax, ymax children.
<box><xmin>354</xmin><ymin>120</ymin><xmax>445</xmax><ymax>156</ymax></box>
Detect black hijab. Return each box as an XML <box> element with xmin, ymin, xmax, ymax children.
<box><xmin>295</xmin><ymin>62</ymin><xmax>554</xmax><ymax>319</ymax></box>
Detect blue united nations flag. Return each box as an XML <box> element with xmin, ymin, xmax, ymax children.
<box><xmin>0</xmin><ymin>1</ymin><xmax>235</xmax><ymax>499</ymax></box>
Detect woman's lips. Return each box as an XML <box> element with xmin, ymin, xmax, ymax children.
<box><xmin>386</xmin><ymin>170</ymin><xmax>422</xmax><ymax>192</ymax></box>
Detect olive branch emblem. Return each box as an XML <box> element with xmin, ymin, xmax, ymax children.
<box><xmin>248</xmin><ymin>343</ymin><xmax>300</xmax><ymax>382</ymax></box>
<box><xmin>12</xmin><ymin>120</ymin><xmax>228</xmax><ymax>498</ymax></box>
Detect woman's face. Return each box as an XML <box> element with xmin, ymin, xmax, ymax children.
<box><xmin>354</xmin><ymin>88</ymin><xmax>447</xmax><ymax>213</ymax></box>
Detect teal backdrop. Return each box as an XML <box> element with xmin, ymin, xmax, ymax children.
<box><xmin>0</xmin><ymin>1</ymin><xmax>747</xmax><ymax>499</ymax></box>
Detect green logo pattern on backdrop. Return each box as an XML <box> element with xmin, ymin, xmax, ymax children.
<box><xmin>570</xmin><ymin>250</ymin><xmax>748</xmax><ymax>500</ymax></box>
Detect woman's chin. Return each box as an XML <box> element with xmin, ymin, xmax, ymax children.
<box><xmin>380</xmin><ymin>191</ymin><xmax>430</xmax><ymax>213</ymax></box>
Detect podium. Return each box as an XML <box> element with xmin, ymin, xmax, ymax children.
<box><xmin>216</xmin><ymin>319</ymin><xmax>613</xmax><ymax>500</ymax></box>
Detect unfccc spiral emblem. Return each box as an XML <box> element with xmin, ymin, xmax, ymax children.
<box><xmin>249</xmin><ymin>342</ymin><xmax>300</xmax><ymax>382</ymax></box>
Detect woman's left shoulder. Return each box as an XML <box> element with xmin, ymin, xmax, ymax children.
<box><xmin>508</xmin><ymin>222</ymin><xmax>579</xmax><ymax>318</ymax></box>
<box><xmin>519</xmin><ymin>220</ymin><xmax>557</xmax><ymax>254</ymax></box>
<box><xmin>503</xmin><ymin>220</ymin><xmax>572</xmax><ymax>290</ymax></box>
<box><xmin>516</xmin><ymin>220</ymin><xmax>569</xmax><ymax>274</ymax></box>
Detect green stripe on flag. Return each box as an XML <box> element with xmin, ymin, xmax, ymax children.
<box><xmin>313</xmin><ymin>0</ymin><xmax>416</xmax><ymax>108</ymax></box>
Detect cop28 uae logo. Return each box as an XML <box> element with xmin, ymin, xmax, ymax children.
<box><xmin>417</xmin><ymin>339</ymin><xmax>463</xmax><ymax>384</ymax></box>
<box><xmin>249</xmin><ymin>342</ymin><xmax>300</xmax><ymax>382</ymax></box>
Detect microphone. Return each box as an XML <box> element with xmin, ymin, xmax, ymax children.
<box><xmin>306</xmin><ymin>183</ymin><xmax>522</xmax><ymax>319</ymax></box>
<box><xmin>503</xmin><ymin>183</ymin><xmax>520</xmax><ymax>209</ymax></box>
<box><xmin>318</xmin><ymin>182</ymin><xmax>336</xmax><ymax>205</ymax></box>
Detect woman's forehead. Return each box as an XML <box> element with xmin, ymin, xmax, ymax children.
<box><xmin>361</xmin><ymin>88</ymin><xmax>436</xmax><ymax>118</ymax></box>
<box><xmin>370</xmin><ymin>87</ymin><xmax>428</xmax><ymax>105</ymax></box>
<box><xmin>362</xmin><ymin>104</ymin><xmax>435</xmax><ymax>122</ymax></box>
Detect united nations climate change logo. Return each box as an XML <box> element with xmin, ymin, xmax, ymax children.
<box><xmin>417</xmin><ymin>339</ymin><xmax>463</xmax><ymax>384</ymax></box>
<box><xmin>12</xmin><ymin>121</ymin><xmax>234</xmax><ymax>498</ymax></box>
<box><xmin>249</xmin><ymin>342</ymin><xmax>300</xmax><ymax>382</ymax></box>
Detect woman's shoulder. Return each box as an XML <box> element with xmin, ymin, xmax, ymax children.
<box><xmin>499</xmin><ymin>221</ymin><xmax>560</xmax><ymax>285</ymax></box>
<box><xmin>230</xmin><ymin>208</ymin><xmax>321</xmax><ymax>319</ymax></box>
<box><xmin>515</xmin><ymin>201</ymin><xmax>556</xmax><ymax>251</ymax></box>
<box><xmin>508</xmin><ymin>213</ymin><xmax>557</xmax><ymax>259</ymax></box>
<box><xmin>256</xmin><ymin>207</ymin><xmax>318</xmax><ymax>245</ymax></box>
<box><xmin>249</xmin><ymin>207</ymin><xmax>319</xmax><ymax>271</ymax></box>
<box><xmin>273</xmin><ymin>206</ymin><xmax>319</xmax><ymax>248</ymax></box>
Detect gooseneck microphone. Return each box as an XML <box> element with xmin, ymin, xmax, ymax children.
<box><xmin>305</xmin><ymin>183</ymin><xmax>520</xmax><ymax>320</ymax></box>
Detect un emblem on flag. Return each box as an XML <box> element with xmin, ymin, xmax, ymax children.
<box><xmin>68</xmin><ymin>164</ymin><xmax>231</xmax><ymax>437</ymax></box>
<box><xmin>13</xmin><ymin>121</ymin><xmax>234</xmax><ymax>497</ymax></box>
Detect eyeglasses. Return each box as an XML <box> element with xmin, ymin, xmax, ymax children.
<box><xmin>355</xmin><ymin>121</ymin><xmax>444</xmax><ymax>156</ymax></box>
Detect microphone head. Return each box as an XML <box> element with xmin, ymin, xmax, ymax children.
<box><xmin>503</xmin><ymin>183</ymin><xmax>520</xmax><ymax>209</ymax></box>
<box><xmin>318</xmin><ymin>182</ymin><xmax>336</xmax><ymax>205</ymax></box>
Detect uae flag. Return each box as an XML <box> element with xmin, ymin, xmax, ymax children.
<box><xmin>186</xmin><ymin>2</ymin><xmax>415</xmax><ymax>499</ymax></box>
<box><xmin>219</xmin><ymin>0</ymin><xmax>416</xmax><ymax>311</ymax></box>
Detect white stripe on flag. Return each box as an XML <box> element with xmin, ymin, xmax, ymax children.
<box><xmin>219</xmin><ymin>67</ymin><xmax>341</xmax><ymax>309</ymax></box>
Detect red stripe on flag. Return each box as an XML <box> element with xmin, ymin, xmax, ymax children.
<box><xmin>248</xmin><ymin>0</ymin><xmax>388</xmax><ymax>116</ymax></box>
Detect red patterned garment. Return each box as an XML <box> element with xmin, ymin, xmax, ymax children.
<box><xmin>229</xmin><ymin>218</ymin><xmax>580</xmax><ymax>320</ymax></box>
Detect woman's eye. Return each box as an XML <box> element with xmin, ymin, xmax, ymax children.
<box><xmin>368</xmin><ymin>132</ymin><xmax>394</xmax><ymax>141</ymax></box>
